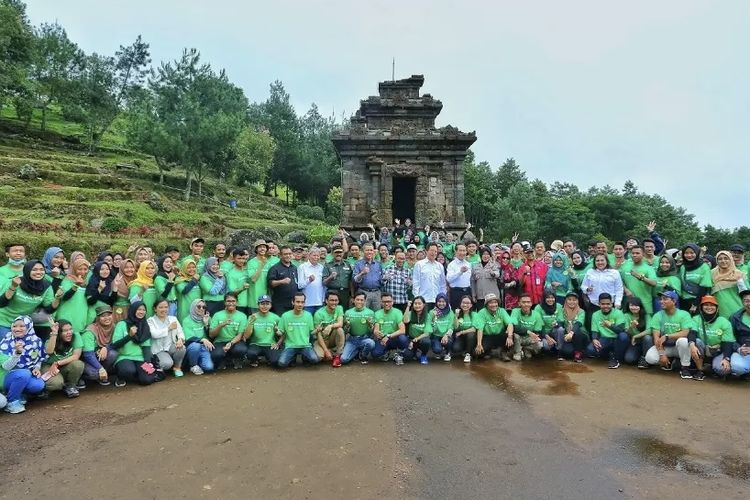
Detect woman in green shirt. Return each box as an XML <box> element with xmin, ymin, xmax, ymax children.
<box><xmin>0</xmin><ymin>260</ymin><xmax>62</xmax><ymax>341</ymax></box>
<box><xmin>110</xmin><ymin>301</ymin><xmax>156</xmax><ymax>387</ymax></box>
<box><xmin>112</xmin><ymin>258</ymin><xmax>137</xmax><ymax>323</ymax></box>
<box><xmin>690</xmin><ymin>295</ymin><xmax>734</xmax><ymax>379</ymax></box>
<box><xmin>183</xmin><ymin>299</ymin><xmax>214</xmax><ymax>375</ymax></box>
<box><xmin>401</xmin><ymin>296</ymin><xmax>431</xmax><ymax>364</ymax></box>
<box><xmin>452</xmin><ymin>295</ymin><xmax>476</xmax><ymax>363</ymax></box>
<box><xmin>679</xmin><ymin>243</ymin><xmax>712</xmax><ymax>314</ymax></box>
<box><xmin>554</xmin><ymin>291</ymin><xmax>588</xmax><ymax>362</ymax></box>
<box><xmin>536</xmin><ymin>290</ymin><xmax>562</xmax><ymax>355</ymax></box>
<box><xmin>42</xmin><ymin>319</ymin><xmax>84</xmax><ymax>398</ymax></box>
<box><xmin>128</xmin><ymin>260</ymin><xmax>157</xmax><ymax>317</ymax></box>
<box><xmin>653</xmin><ymin>255</ymin><xmax>682</xmax><ymax>313</ymax></box>
<box><xmin>621</xmin><ymin>297</ymin><xmax>653</xmax><ymax>367</ymax></box>
<box><xmin>199</xmin><ymin>257</ymin><xmax>227</xmax><ymax>316</ymax></box>
<box><xmin>428</xmin><ymin>293</ymin><xmax>455</xmax><ymax>361</ymax></box>
<box><xmin>55</xmin><ymin>258</ymin><xmax>91</xmax><ymax>335</ymax></box>
<box><xmin>710</xmin><ymin>251</ymin><xmax>748</xmax><ymax>319</ymax></box>
<box><xmin>175</xmin><ymin>260</ymin><xmax>201</xmax><ymax>323</ymax></box>
<box><xmin>84</xmin><ymin>261</ymin><xmax>119</xmax><ymax>326</ymax></box>
<box><xmin>154</xmin><ymin>256</ymin><xmax>178</xmax><ymax>317</ymax></box>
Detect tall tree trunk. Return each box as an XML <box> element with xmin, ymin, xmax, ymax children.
<box><xmin>184</xmin><ymin>172</ymin><xmax>192</xmax><ymax>201</ymax></box>
<box><xmin>198</xmin><ymin>179</ymin><xmax>203</xmax><ymax>196</ymax></box>
<box><xmin>41</xmin><ymin>105</ymin><xmax>47</xmax><ymax>132</ymax></box>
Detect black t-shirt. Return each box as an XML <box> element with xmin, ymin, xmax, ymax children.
<box><xmin>267</xmin><ymin>262</ymin><xmax>299</xmax><ymax>305</ymax></box>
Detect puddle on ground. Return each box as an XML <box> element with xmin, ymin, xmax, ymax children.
<box><xmin>623</xmin><ymin>433</ymin><xmax>750</xmax><ymax>481</ymax></box>
<box><xmin>455</xmin><ymin>358</ymin><xmax>590</xmax><ymax>399</ymax></box>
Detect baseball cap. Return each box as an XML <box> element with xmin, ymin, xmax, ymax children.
<box><xmin>191</xmin><ymin>237</ymin><xmax>205</xmax><ymax>245</ymax></box>
<box><xmin>95</xmin><ymin>304</ymin><xmax>113</xmax><ymax>316</ymax></box>
<box><xmin>293</xmin><ymin>246</ymin><xmax>305</xmax><ymax>252</ymax></box>
<box><xmin>407</xmin><ymin>244</ymin><xmax>418</xmax><ymax>250</ymax></box>
<box><xmin>257</xmin><ymin>294</ymin><xmax>272</xmax><ymax>304</ymax></box>
<box><xmin>332</xmin><ymin>247</ymin><xmax>344</xmax><ymax>253</ymax></box>
<box><xmin>729</xmin><ymin>244</ymin><xmax>746</xmax><ymax>253</ymax></box>
<box><xmin>484</xmin><ymin>293</ymin><xmax>499</xmax><ymax>304</ymax></box>
<box><xmin>700</xmin><ymin>295</ymin><xmax>718</xmax><ymax>306</ymax></box>
<box><xmin>565</xmin><ymin>291</ymin><xmax>579</xmax><ymax>299</ymax></box>
<box><xmin>658</xmin><ymin>290</ymin><xmax>679</xmax><ymax>302</ymax></box>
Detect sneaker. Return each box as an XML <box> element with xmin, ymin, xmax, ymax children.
<box><xmin>501</xmin><ymin>352</ymin><xmax>512</xmax><ymax>362</ymax></box>
<box><xmin>512</xmin><ymin>353</ymin><xmax>522</xmax><ymax>361</ymax></box>
<box><xmin>394</xmin><ymin>353</ymin><xmax>404</xmax><ymax>366</ymax></box>
<box><xmin>190</xmin><ymin>365</ymin><xmax>204</xmax><ymax>375</ymax></box>
<box><xmin>249</xmin><ymin>361</ymin><xmax>259</xmax><ymax>368</ymax></box>
<box><xmin>419</xmin><ymin>354</ymin><xmax>429</xmax><ymax>365</ymax></box>
<box><xmin>114</xmin><ymin>378</ymin><xmax>127</xmax><ymax>388</ymax></box>
<box><xmin>680</xmin><ymin>368</ymin><xmax>693</xmax><ymax>379</ymax></box>
<box><xmin>332</xmin><ymin>355</ymin><xmax>342</xmax><ymax>368</ymax></box>
<box><xmin>98</xmin><ymin>378</ymin><xmax>111</xmax><ymax>386</ymax></box>
<box><xmin>637</xmin><ymin>357</ymin><xmax>650</xmax><ymax>369</ymax></box>
<box><xmin>574</xmin><ymin>351</ymin><xmax>583</xmax><ymax>363</ymax></box>
<box><xmin>63</xmin><ymin>385</ymin><xmax>80</xmax><ymax>398</ymax></box>
<box><xmin>463</xmin><ymin>353</ymin><xmax>471</xmax><ymax>363</ymax></box>
<box><xmin>359</xmin><ymin>354</ymin><xmax>369</xmax><ymax>365</ymax></box>
<box><xmin>4</xmin><ymin>400</ymin><xmax>25</xmax><ymax>414</ymax></box>
<box><xmin>232</xmin><ymin>359</ymin><xmax>243</xmax><ymax>370</ymax></box>
<box><xmin>608</xmin><ymin>358</ymin><xmax>620</xmax><ymax>369</ymax></box>
<box><xmin>692</xmin><ymin>370</ymin><xmax>705</xmax><ymax>381</ymax></box>
<box><xmin>660</xmin><ymin>358</ymin><xmax>675</xmax><ymax>371</ymax></box>
<box><xmin>76</xmin><ymin>379</ymin><xmax>86</xmax><ymax>390</ymax></box>
<box><xmin>522</xmin><ymin>347</ymin><xmax>533</xmax><ymax>359</ymax></box>
<box><xmin>174</xmin><ymin>369</ymin><xmax>184</xmax><ymax>378</ymax></box>
<box><xmin>557</xmin><ymin>354</ymin><xmax>565</xmax><ymax>361</ymax></box>
<box><xmin>378</xmin><ymin>353</ymin><xmax>391</xmax><ymax>362</ymax></box>
<box><xmin>443</xmin><ymin>352</ymin><xmax>452</xmax><ymax>362</ymax></box>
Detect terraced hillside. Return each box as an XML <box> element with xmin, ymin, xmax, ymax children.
<box><xmin>0</xmin><ymin>112</ymin><xmax>332</xmax><ymax>256</ymax></box>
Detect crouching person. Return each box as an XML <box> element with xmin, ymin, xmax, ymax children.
<box><xmin>690</xmin><ymin>295</ymin><xmax>734</xmax><ymax>380</ymax></box>
<box><xmin>401</xmin><ymin>297</ymin><xmax>432</xmax><ymax>364</ymax></box>
<box><xmin>208</xmin><ymin>293</ymin><xmax>249</xmax><ymax>369</ymax></box>
<box><xmin>644</xmin><ymin>291</ymin><xmax>695</xmax><ymax>379</ymax></box>
<box><xmin>554</xmin><ymin>292</ymin><xmax>589</xmax><ymax>362</ymax></box>
<box><xmin>182</xmin><ymin>299</ymin><xmax>215</xmax><ymax>375</ymax></box>
<box><xmin>474</xmin><ymin>293</ymin><xmax>518</xmax><ymax>361</ymax></box>
<box><xmin>43</xmin><ymin>320</ymin><xmax>85</xmax><ymax>398</ymax></box>
<box><xmin>244</xmin><ymin>295</ymin><xmax>282</xmax><ymax>367</ymax></box>
<box><xmin>729</xmin><ymin>290</ymin><xmax>750</xmax><ymax>377</ymax></box>
<box><xmin>278</xmin><ymin>293</ymin><xmax>319</xmax><ymax>368</ymax></box>
<box><xmin>510</xmin><ymin>294</ymin><xmax>545</xmax><ymax>359</ymax></box>
<box><xmin>313</xmin><ymin>291</ymin><xmax>345</xmax><ymax>367</ymax></box>
<box><xmin>110</xmin><ymin>302</ymin><xmax>156</xmax><ymax>387</ymax></box>
<box><xmin>586</xmin><ymin>293</ymin><xmax>628</xmax><ymax>369</ymax></box>
<box><xmin>341</xmin><ymin>292</ymin><xmax>376</xmax><ymax>365</ymax></box>
<box><xmin>371</xmin><ymin>293</ymin><xmax>408</xmax><ymax>364</ymax></box>
<box><xmin>81</xmin><ymin>305</ymin><xmax>118</xmax><ymax>386</ymax></box>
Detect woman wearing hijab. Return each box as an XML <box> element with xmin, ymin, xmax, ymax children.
<box><xmin>569</xmin><ymin>250</ymin><xmax>589</xmax><ymax>290</ymax></box>
<box><xmin>81</xmin><ymin>305</ymin><xmax>118</xmax><ymax>385</ymax></box>
<box><xmin>182</xmin><ymin>299</ymin><xmax>214</xmax><ymax>375</ymax></box>
<box><xmin>678</xmin><ymin>243</ymin><xmax>712</xmax><ymax>314</ymax></box>
<box><xmin>0</xmin><ymin>260</ymin><xmax>63</xmax><ymax>342</ymax></box>
<box><xmin>110</xmin><ymin>301</ymin><xmax>156</xmax><ymax>387</ymax></box>
<box><xmin>471</xmin><ymin>247</ymin><xmax>500</xmax><ymax>311</ymax></box>
<box><xmin>154</xmin><ymin>256</ymin><xmax>178</xmax><ymax>317</ymax></box>
<box><xmin>175</xmin><ymin>260</ymin><xmax>202</xmax><ymax>323</ymax></box>
<box><xmin>499</xmin><ymin>249</ymin><xmax>521</xmax><ymax>311</ymax></box>
<box><xmin>536</xmin><ymin>289</ymin><xmax>562</xmax><ymax>355</ymax></box>
<box><xmin>554</xmin><ymin>291</ymin><xmax>588</xmax><ymax>362</ymax></box>
<box><xmin>710</xmin><ymin>251</ymin><xmax>748</xmax><ymax>319</ymax></box>
<box><xmin>651</xmin><ymin>255</ymin><xmax>682</xmax><ymax>313</ymax></box>
<box><xmin>0</xmin><ymin>316</ymin><xmax>47</xmax><ymax>413</ymax></box>
<box><xmin>690</xmin><ymin>295</ymin><xmax>734</xmax><ymax>379</ymax></box>
<box><xmin>544</xmin><ymin>252</ymin><xmax>573</xmax><ymax>304</ymax></box>
<box><xmin>128</xmin><ymin>260</ymin><xmax>157</xmax><ymax>317</ymax></box>
<box><xmin>428</xmin><ymin>292</ymin><xmax>455</xmax><ymax>361</ymax></box>
<box><xmin>85</xmin><ymin>261</ymin><xmax>118</xmax><ymax>325</ymax></box>
<box><xmin>56</xmin><ymin>258</ymin><xmax>91</xmax><ymax>335</ymax></box>
<box><xmin>147</xmin><ymin>298</ymin><xmax>187</xmax><ymax>377</ymax></box>
<box><xmin>622</xmin><ymin>297</ymin><xmax>653</xmax><ymax>367</ymax></box>
<box><xmin>42</xmin><ymin>246</ymin><xmax>66</xmax><ymax>292</ymax></box>
<box><xmin>42</xmin><ymin>319</ymin><xmax>84</xmax><ymax>397</ymax></box>
<box><xmin>113</xmin><ymin>258</ymin><xmax>137</xmax><ymax>323</ymax></box>
<box><xmin>200</xmin><ymin>257</ymin><xmax>227</xmax><ymax>316</ymax></box>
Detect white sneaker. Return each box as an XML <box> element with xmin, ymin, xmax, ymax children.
<box><xmin>394</xmin><ymin>353</ymin><xmax>404</xmax><ymax>366</ymax></box>
<box><xmin>512</xmin><ymin>353</ymin><xmax>522</xmax><ymax>361</ymax></box>
<box><xmin>443</xmin><ymin>352</ymin><xmax>452</xmax><ymax>362</ymax></box>
<box><xmin>190</xmin><ymin>365</ymin><xmax>204</xmax><ymax>375</ymax></box>
<box><xmin>463</xmin><ymin>353</ymin><xmax>471</xmax><ymax>363</ymax></box>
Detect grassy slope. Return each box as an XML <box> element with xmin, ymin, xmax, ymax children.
<box><xmin>0</xmin><ymin>106</ymin><xmax>327</xmax><ymax>256</ymax></box>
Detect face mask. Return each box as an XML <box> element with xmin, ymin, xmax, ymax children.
<box><xmin>8</xmin><ymin>258</ymin><xmax>26</xmax><ymax>266</ymax></box>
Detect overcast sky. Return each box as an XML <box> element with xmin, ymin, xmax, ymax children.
<box><xmin>27</xmin><ymin>0</ymin><xmax>749</xmax><ymax>229</ymax></box>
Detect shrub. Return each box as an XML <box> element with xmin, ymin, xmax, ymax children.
<box><xmin>307</xmin><ymin>224</ymin><xmax>337</xmax><ymax>245</ymax></box>
<box><xmin>18</xmin><ymin>164</ymin><xmax>39</xmax><ymax>180</ymax></box>
<box><xmin>100</xmin><ymin>217</ymin><xmax>128</xmax><ymax>233</ymax></box>
<box><xmin>295</xmin><ymin>204</ymin><xmax>325</xmax><ymax>221</ymax></box>
<box><xmin>284</xmin><ymin>230</ymin><xmax>308</xmax><ymax>243</ymax></box>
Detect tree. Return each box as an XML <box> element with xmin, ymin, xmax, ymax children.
<box><xmin>296</xmin><ymin>103</ymin><xmax>340</xmax><ymax>205</ymax></box>
<box><xmin>0</xmin><ymin>0</ymin><xmax>34</xmax><ymax>113</ymax></box>
<box><xmin>495</xmin><ymin>157</ymin><xmax>527</xmax><ymax>198</ymax></box>
<box><xmin>227</xmin><ymin>126</ymin><xmax>276</xmax><ymax>190</ymax></box>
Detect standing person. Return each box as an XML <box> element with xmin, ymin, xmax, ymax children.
<box><xmin>277</xmin><ymin>293</ymin><xmax>320</xmax><ymax>369</ymax></box>
<box><xmin>643</xmin><ymin>291</ymin><xmax>696</xmax><ymax>379</ymax></box>
<box><xmin>0</xmin><ymin>316</ymin><xmax>46</xmax><ymax>414</ymax></box>
<box><xmin>147</xmin><ymin>298</ymin><xmax>187</xmax><ymax>377</ymax></box>
<box><xmin>653</xmin><ymin>255</ymin><xmax>682</xmax><ymax>313</ymax></box>
<box><xmin>182</xmin><ymin>299</ymin><xmax>214</xmax><ymax>375</ymax></box>
<box><xmin>56</xmin><ymin>258</ymin><xmax>91</xmax><ymax>336</ymax></box>
<box><xmin>323</xmin><ymin>246</ymin><xmax>353</xmax><ymax>308</ymax></box>
<box><xmin>341</xmin><ymin>292</ymin><xmax>376</xmax><ymax>364</ymax></box>
<box><xmin>42</xmin><ymin>246</ymin><xmax>66</xmax><ymax>292</ymax></box>
<box><xmin>110</xmin><ymin>301</ymin><xmax>156</xmax><ymax>387</ymax></box>
<box><xmin>563</xmin><ymin>240</ymin><xmax>577</xmax><ymax>259</ymax></box>
<box><xmin>297</xmin><ymin>247</ymin><xmax>325</xmax><ymax>315</ymax></box>
<box><xmin>446</xmin><ymin>243</ymin><xmax>472</xmax><ymax>311</ymax></box>
<box><xmin>611</xmin><ymin>242</ymin><xmax>628</xmax><ymax>270</ymax></box>
<box><xmin>621</xmin><ymin>297</ymin><xmax>653</xmax><ymax>367</ymax></box>
<box><xmin>225</xmin><ymin>249</ymin><xmax>251</xmax><ymax>315</ymax></box>
<box><xmin>267</xmin><ymin>246</ymin><xmax>299</xmax><ymax>316</ymax></box>
<box><xmin>84</xmin><ymin>261</ymin><xmax>118</xmax><ymax>326</ymax></box>
<box><xmin>620</xmin><ymin>246</ymin><xmax>657</xmax><ymax>317</ymax></box>
<box><xmin>381</xmin><ymin>249</ymin><xmax>412</xmax><ymax>312</ymax></box>
<box><xmin>498</xmin><ymin>249</ymin><xmax>521</xmax><ymax>311</ymax></box>
<box><xmin>554</xmin><ymin>291</ymin><xmax>588</xmax><ymax>362</ymax></box>
<box><xmin>585</xmin><ymin>293</ymin><xmax>628</xmax><ymax>369</ymax></box>
<box><xmin>412</xmin><ymin>243</ymin><xmax>447</xmax><ymax>309</ymax></box>
<box><xmin>533</xmin><ymin>240</ymin><xmax>547</xmax><ymax>261</ymax></box>
<box><xmin>352</xmin><ymin>243</ymin><xmax>383</xmax><ymax>311</ymax></box>
<box><xmin>544</xmin><ymin>252</ymin><xmax>573</xmax><ymax>304</ymax></box>
<box><xmin>42</xmin><ymin>320</ymin><xmax>84</xmax><ymax>398</ymax></box>
<box><xmin>0</xmin><ymin>244</ymin><xmax>26</xmax><ymax>282</ymax></box>
<box><xmin>519</xmin><ymin>245</ymin><xmax>547</xmax><ymax>305</ymax></box>
<box><xmin>80</xmin><ymin>305</ymin><xmax>118</xmax><ymax>385</ymax></box>
<box><xmin>465</xmin><ymin>240</ymin><xmax>481</xmax><ymax>266</ymax></box>
<box><xmin>428</xmin><ymin>292</ymin><xmax>455</xmax><ymax>361</ymax></box>
<box><xmin>405</xmin><ymin>244</ymin><xmax>419</xmax><ymax>269</ymax></box>
<box><xmin>346</xmin><ymin>243</ymin><xmax>361</xmax><ymax>267</ymax></box>
<box><xmin>473</xmin><ymin>293</ymin><xmax>518</xmax><ymax>361</ymax></box>
<box><xmin>710</xmin><ymin>250</ymin><xmax>748</xmax><ymax>319</ymax></box>
<box><xmin>247</xmin><ymin>240</ymin><xmax>271</xmax><ymax>311</ymax></box>
<box><xmin>0</xmin><ymin>261</ymin><xmax>62</xmax><ymax>341</ymax></box>
<box><xmin>199</xmin><ymin>257</ymin><xmax>227</xmax><ymax>316</ymax></box>
<box><xmin>128</xmin><ymin>260</ymin><xmax>158</xmax><ymax>317</ymax></box>
<box><xmin>401</xmin><ymin>297</ymin><xmax>432</xmax><ymax>364</ymax></box>
<box><xmin>452</xmin><ymin>295</ymin><xmax>477</xmax><ymax>363</ymax></box>
<box><xmin>312</xmin><ymin>291</ymin><xmax>345</xmax><ymax>367</ymax></box>
<box><xmin>371</xmin><ymin>292</ymin><xmax>408</xmax><ymax>364</ymax></box>
<box><xmin>678</xmin><ymin>243</ymin><xmax>712</xmax><ymax>314</ymax></box>
<box><xmin>154</xmin><ymin>256</ymin><xmax>178</xmax><ymax>317</ymax></box>
<box><xmin>243</xmin><ymin>295</ymin><xmax>281</xmax><ymax>367</ymax></box>
<box><xmin>581</xmin><ymin>254</ymin><xmax>624</xmax><ymax>327</ymax></box>
<box><xmin>691</xmin><ymin>295</ymin><xmax>734</xmax><ymax>379</ymax></box>
<box><xmin>728</xmin><ymin>290</ymin><xmax>750</xmax><ymax>377</ymax></box>
<box><xmin>729</xmin><ymin>244</ymin><xmax>748</xmax><ymax>274</ymax></box>
<box><xmin>182</xmin><ymin>237</ymin><xmax>206</xmax><ymax>274</ymax></box>
<box><xmin>112</xmin><ymin>258</ymin><xmax>136</xmax><ymax>323</ymax></box>
<box><xmin>208</xmin><ymin>293</ymin><xmax>249</xmax><ymax>369</ymax></box>
<box><xmin>213</xmin><ymin>242</ymin><xmax>227</xmax><ymax>261</ymax></box>
<box><xmin>175</xmin><ymin>260</ymin><xmax>201</xmax><ymax>324</ymax></box>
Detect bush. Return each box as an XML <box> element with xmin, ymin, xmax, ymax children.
<box><xmin>295</xmin><ymin>204</ymin><xmax>325</xmax><ymax>221</ymax></box>
<box><xmin>18</xmin><ymin>164</ymin><xmax>39</xmax><ymax>180</ymax></box>
<box><xmin>307</xmin><ymin>224</ymin><xmax>337</xmax><ymax>245</ymax></box>
<box><xmin>284</xmin><ymin>230</ymin><xmax>308</xmax><ymax>243</ymax></box>
<box><xmin>100</xmin><ymin>217</ymin><xmax>128</xmax><ymax>233</ymax></box>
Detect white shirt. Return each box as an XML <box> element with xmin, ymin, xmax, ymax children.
<box><xmin>297</xmin><ymin>261</ymin><xmax>325</xmax><ymax>307</ymax></box>
<box><xmin>412</xmin><ymin>258</ymin><xmax>447</xmax><ymax>303</ymax></box>
<box><xmin>446</xmin><ymin>258</ymin><xmax>472</xmax><ymax>288</ymax></box>
<box><xmin>581</xmin><ymin>269</ymin><xmax>624</xmax><ymax>307</ymax></box>
<box><xmin>147</xmin><ymin>315</ymin><xmax>185</xmax><ymax>354</ymax></box>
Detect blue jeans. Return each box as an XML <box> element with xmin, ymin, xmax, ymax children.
<box><xmin>431</xmin><ymin>335</ymin><xmax>454</xmax><ymax>356</ymax></box>
<box><xmin>278</xmin><ymin>346</ymin><xmax>319</xmax><ymax>368</ymax></box>
<box><xmin>586</xmin><ymin>332</ymin><xmax>629</xmax><ymax>361</ymax></box>
<box><xmin>694</xmin><ymin>339</ymin><xmax>732</xmax><ymax>376</ymax></box>
<box><xmin>186</xmin><ymin>342</ymin><xmax>215</xmax><ymax>372</ymax></box>
<box><xmin>341</xmin><ymin>335</ymin><xmax>376</xmax><ymax>364</ymax></box>
<box><xmin>730</xmin><ymin>350</ymin><xmax>750</xmax><ymax>376</ymax></box>
<box><xmin>371</xmin><ymin>334</ymin><xmax>409</xmax><ymax>358</ymax></box>
<box><xmin>624</xmin><ymin>335</ymin><xmax>654</xmax><ymax>365</ymax></box>
<box><xmin>168</xmin><ymin>301</ymin><xmax>178</xmax><ymax>317</ymax></box>
<box><xmin>3</xmin><ymin>369</ymin><xmax>45</xmax><ymax>403</ymax></box>
<box><xmin>402</xmin><ymin>337</ymin><xmax>431</xmax><ymax>361</ymax></box>
<box><xmin>210</xmin><ymin>341</ymin><xmax>248</xmax><ymax>367</ymax></box>
<box><xmin>246</xmin><ymin>344</ymin><xmax>281</xmax><ymax>365</ymax></box>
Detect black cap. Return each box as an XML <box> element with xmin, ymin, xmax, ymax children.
<box><xmin>729</xmin><ymin>244</ymin><xmax>746</xmax><ymax>253</ymax></box>
<box><xmin>164</xmin><ymin>245</ymin><xmax>179</xmax><ymax>253</ymax></box>
<box><xmin>739</xmin><ymin>289</ymin><xmax>750</xmax><ymax>299</ymax></box>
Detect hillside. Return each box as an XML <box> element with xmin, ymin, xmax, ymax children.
<box><xmin>0</xmin><ymin>107</ymin><xmax>332</xmax><ymax>257</ymax></box>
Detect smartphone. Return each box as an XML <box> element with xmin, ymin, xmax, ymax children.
<box><xmin>41</xmin><ymin>371</ymin><xmax>54</xmax><ymax>381</ymax></box>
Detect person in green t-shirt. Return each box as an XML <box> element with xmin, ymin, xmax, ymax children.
<box><xmin>644</xmin><ymin>290</ymin><xmax>695</xmax><ymax>379</ymax></box>
<box><xmin>312</xmin><ymin>291</ymin><xmax>345</xmax><ymax>366</ymax></box>
<box><xmin>473</xmin><ymin>293</ymin><xmax>516</xmax><ymax>361</ymax></box>
<box><xmin>247</xmin><ymin>240</ymin><xmax>273</xmax><ymax>312</ymax></box>
<box><xmin>620</xmin><ymin>246</ymin><xmax>657</xmax><ymax>316</ymax></box>
<box><xmin>0</xmin><ymin>260</ymin><xmax>63</xmax><ymax>340</ymax></box>
<box><xmin>535</xmin><ymin>290</ymin><xmax>562</xmax><ymax>356</ymax></box>
<box><xmin>42</xmin><ymin>320</ymin><xmax>84</xmax><ymax>397</ymax></box>
<box><xmin>401</xmin><ymin>296</ymin><xmax>433</xmax><ymax>363</ymax></box>
<box><xmin>341</xmin><ymin>292</ymin><xmax>376</xmax><ymax>364</ymax></box>
<box><xmin>690</xmin><ymin>295</ymin><xmax>734</xmax><ymax>378</ymax></box>
<box><xmin>452</xmin><ymin>295</ymin><xmax>477</xmax><ymax>362</ymax></box>
<box><xmin>174</xmin><ymin>260</ymin><xmax>201</xmax><ymax>325</ymax></box>
<box><xmin>554</xmin><ymin>291</ymin><xmax>589</xmax><ymax>362</ymax></box>
<box><xmin>208</xmin><ymin>293</ymin><xmax>250</xmax><ymax>369</ymax></box>
<box><xmin>242</xmin><ymin>294</ymin><xmax>281</xmax><ymax>367</ymax></box>
<box><xmin>653</xmin><ymin>255</ymin><xmax>682</xmax><ymax>313</ymax></box>
<box><xmin>56</xmin><ymin>258</ymin><xmax>91</xmax><ymax>335</ymax></box>
<box><xmin>510</xmin><ymin>294</ymin><xmax>544</xmax><ymax>359</ymax></box>
<box><xmin>81</xmin><ymin>304</ymin><xmax>118</xmax><ymax>385</ymax></box>
<box><xmin>110</xmin><ymin>302</ymin><xmax>157</xmax><ymax>387</ymax></box>
<box><xmin>710</xmin><ymin>250</ymin><xmax>749</xmax><ymax>319</ymax></box>
<box><xmin>277</xmin><ymin>293</ymin><xmax>319</xmax><ymax>368</ymax></box>
<box><xmin>0</xmin><ymin>243</ymin><xmax>27</xmax><ymax>282</ymax></box>
<box><xmin>585</xmin><ymin>292</ymin><xmax>628</xmax><ymax>369</ymax></box>
<box><xmin>199</xmin><ymin>257</ymin><xmax>227</xmax><ymax>316</ymax></box>
<box><xmin>182</xmin><ymin>299</ymin><xmax>215</xmax><ymax>374</ymax></box>
<box><xmin>225</xmin><ymin>249</ymin><xmax>252</xmax><ymax>315</ymax></box>
<box><xmin>621</xmin><ymin>297</ymin><xmax>653</xmax><ymax>367</ymax></box>
<box><xmin>371</xmin><ymin>292</ymin><xmax>408</xmax><ymax>363</ymax></box>
<box><xmin>154</xmin><ymin>256</ymin><xmax>178</xmax><ymax>317</ymax></box>
<box><xmin>428</xmin><ymin>293</ymin><xmax>455</xmax><ymax>361</ymax></box>
<box><xmin>678</xmin><ymin>243</ymin><xmax>712</xmax><ymax>314</ymax></box>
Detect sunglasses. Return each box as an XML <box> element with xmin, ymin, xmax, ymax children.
<box><xmin>195</xmin><ymin>305</ymin><xmax>205</xmax><ymax>309</ymax></box>
<box><xmin>501</xmin><ymin>257</ymin><xmax>510</xmax><ymax>260</ymax></box>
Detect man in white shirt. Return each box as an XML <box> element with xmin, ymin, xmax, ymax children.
<box><xmin>297</xmin><ymin>247</ymin><xmax>325</xmax><ymax>314</ymax></box>
<box><xmin>446</xmin><ymin>243</ymin><xmax>472</xmax><ymax>311</ymax></box>
<box><xmin>412</xmin><ymin>242</ymin><xmax>447</xmax><ymax>308</ymax></box>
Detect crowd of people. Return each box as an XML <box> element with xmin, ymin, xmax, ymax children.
<box><xmin>2</xmin><ymin>218</ymin><xmax>749</xmax><ymax>415</ymax></box>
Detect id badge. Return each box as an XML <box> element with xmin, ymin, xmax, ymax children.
<box><xmin>535</xmin><ymin>277</ymin><xmax>541</xmax><ymax>286</ymax></box>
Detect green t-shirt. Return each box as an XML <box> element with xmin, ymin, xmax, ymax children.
<box><xmin>112</xmin><ymin>321</ymin><xmax>146</xmax><ymax>364</ymax></box>
<box><xmin>534</xmin><ymin>304</ymin><xmax>562</xmax><ymax>332</ymax></box>
<box><xmin>0</xmin><ymin>264</ymin><xmax>23</xmax><ymax>281</ymax></box>
<box><xmin>181</xmin><ymin>316</ymin><xmax>207</xmax><ymax>342</ymax></box>
<box><xmin>714</xmin><ymin>279</ymin><xmax>748</xmax><ymax>319</ymax></box>
<box><xmin>55</xmin><ymin>278</ymin><xmax>89</xmax><ymax>333</ymax></box>
<box><xmin>653</xmin><ymin>275</ymin><xmax>682</xmax><ymax>298</ymax></box>
<box><xmin>442</xmin><ymin>243</ymin><xmax>456</xmax><ymax>260</ymax></box>
<box><xmin>209</xmin><ymin>309</ymin><xmax>248</xmax><ymax>343</ymax></box>
<box><xmin>454</xmin><ymin>312</ymin><xmax>475</xmax><ymax>333</ymax></box>
<box><xmin>278</xmin><ymin>310</ymin><xmax>314</xmax><ymax>348</ymax></box>
<box><xmin>466</xmin><ymin>254</ymin><xmax>481</xmax><ymax>265</ymax></box>
<box><xmin>0</xmin><ymin>280</ymin><xmax>55</xmax><ymax>327</ymax></box>
<box><xmin>248</xmin><ymin>311</ymin><xmax>280</xmax><ymax>346</ymax></box>
<box><xmin>680</xmin><ymin>264</ymin><xmax>712</xmax><ymax>299</ymax></box>
<box><xmin>374</xmin><ymin>308</ymin><xmax>404</xmax><ymax>336</ymax></box>
<box><xmin>44</xmin><ymin>332</ymin><xmax>83</xmax><ymax>363</ymax></box>
<box><xmin>154</xmin><ymin>275</ymin><xmax>177</xmax><ymax>302</ymax></box>
<box><xmin>128</xmin><ymin>283</ymin><xmax>157</xmax><ymax>317</ymax></box>
<box><xmin>622</xmin><ymin>312</ymin><xmax>647</xmax><ymax>337</ymax></box>
<box><xmin>225</xmin><ymin>266</ymin><xmax>250</xmax><ymax>308</ymax></box>
<box><xmin>406</xmin><ymin>313</ymin><xmax>430</xmax><ymax>339</ymax></box>
<box><xmin>344</xmin><ymin>307</ymin><xmax>375</xmax><ymax>337</ymax></box>
<box><xmin>473</xmin><ymin>307</ymin><xmax>511</xmax><ymax>335</ymax></box>
<box><xmin>509</xmin><ymin>308</ymin><xmax>544</xmax><ymax>335</ymax></box>
<box><xmin>591</xmin><ymin>309</ymin><xmax>625</xmax><ymax>339</ymax></box>
<box><xmin>692</xmin><ymin>315</ymin><xmax>734</xmax><ymax>346</ymax></box>
<box><xmin>648</xmin><ymin>309</ymin><xmax>694</xmax><ymax>336</ymax></box>
<box><xmin>199</xmin><ymin>274</ymin><xmax>225</xmax><ymax>303</ymax></box>
<box><xmin>175</xmin><ymin>280</ymin><xmax>202</xmax><ymax>324</ymax></box>
<box><xmin>555</xmin><ymin>307</ymin><xmax>588</xmax><ymax>337</ymax></box>
<box><xmin>620</xmin><ymin>260</ymin><xmax>657</xmax><ymax>315</ymax></box>
<box><xmin>428</xmin><ymin>309</ymin><xmax>455</xmax><ymax>337</ymax></box>
<box><xmin>314</xmin><ymin>305</ymin><xmax>344</xmax><ymax>328</ymax></box>
<box><xmin>247</xmin><ymin>257</ymin><xmax>273</xmax><ymax>306</ymax></box>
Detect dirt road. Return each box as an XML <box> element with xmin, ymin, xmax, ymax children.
<box><xmin>1</xmin><ymin>359</ymin><xmax>747</xmax><ymax>499</ymax></box>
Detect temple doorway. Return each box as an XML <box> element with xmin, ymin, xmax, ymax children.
<box><xmin>392</xmin><ymin>177</ymin><xmax>416</xmax><ymax>223</ymax></box>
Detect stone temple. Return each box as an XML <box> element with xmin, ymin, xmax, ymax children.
<box><xmin>332</xmin><ymin>75</ymin><xmax>476</xmax><ymax>230</ymax></box>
